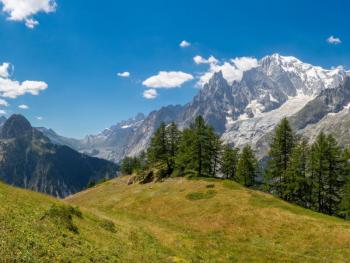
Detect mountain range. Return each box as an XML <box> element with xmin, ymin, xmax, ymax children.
<box><xmin>40</xmin><ymin>54</ymin><xmax>350</xmax><ymax>162</ymax></box>
<box><xmin>0</xmin><ymin>115</ymin><xmax>118</xmax><ymax>197</ymax></box>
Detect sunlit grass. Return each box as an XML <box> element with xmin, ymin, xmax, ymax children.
<box><xmin>67</xmin><ymin>176</ymin><xmax>350</xmax><ymax>262</ymax></box>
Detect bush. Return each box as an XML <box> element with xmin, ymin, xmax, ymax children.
<box><xmin>41</xmin><ymin>204</ymin><xmax>82</xmax><ymax>233</ymax></box>
<box><xmin>99</xmin><ymin>218</ymin><xmax>116</xmax><ymax>233</ymax></box>
<box><xmin>186</xmin><ymin>190</ymin><xmax>217</xmax><ymax>201</ymax></box>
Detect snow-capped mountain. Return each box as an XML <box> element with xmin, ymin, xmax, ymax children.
<box><xmin>41</xmin><ymin>54</ymin><xmax>349</xmax><ymax>162</ymax></box>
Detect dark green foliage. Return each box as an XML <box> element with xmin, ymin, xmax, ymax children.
<box><xmin>99</xmin><ymin>218</ymin><xmax>116</xmax><ymax>233</ymax></box>
<box><xmin>309</xmin><ymin>133</ymin><xmax>345</xmax><ymax>215</ymax></box>
<box><xmin>42</xmin><ymin>204</ymin><xmax>82</xmax><ymax>233</ymax></box>
<box><xmin>176</xmin><ymin>116</ymin><xmax>222</xmax><ymax>177</ymax></box>
<box><xmin>339</xmin><ymin>178</ymin><xmax>350</xmax><ymax>219</ymax></box>
<box><xmin>285</xmin><ymin>138</ymin><xmax>310</xmax><ymax>206</ymax></box>
<box><xmin>186</xmin><ymin>190</ymin><xmax>217</xmax><ymax>200</ymax></box>
<box><xmin>265</xmin><ymin>118</ymin><xmax>348</xmax><ymax>217</ymax></box>
<box><xmin>265</xmin><ymin>118</ymin><xmax>295</xmax><ymax>198</ymax></box>
<box><xmin>120</xmin><ymin>156</ymin><xmax>140</xmax><ymax>175</ymax></box>
<box><xmin>147</xmin><ymin>122</ymin><xmax>181</xmax><ymax>176</ymax></box>
<box><xmin>147</xmin><ymin>123</ymin><xmax>169</xmax><ymax>167</ymax></box>
<box><xmin>87</xmin><ymin>179</ymin><xmax>96</xmax><ymax>188</ymax></box>
<box><xmin>166</xmin><ymin>122</ymin><xmax>181</xmax><ymax>171</ymax></box>
<box><xmin>236</xmin><ymin>145</ymin><xmax>257</xmax><ymax>187</ymax></box>
<box><xmin>220</xmin><ymin>144</ymin><xmax>239</xmax><ymax>179</ymax></box>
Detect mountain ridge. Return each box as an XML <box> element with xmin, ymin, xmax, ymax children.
<box><xmin>40</xmin><ymin>54</ymin><xmax>349</xmax><ymax>162</ymax></box>
<box><xmin>0</xmin><ymin>114</ymin><xmax>118</xmax><ymax>197</ymax></box>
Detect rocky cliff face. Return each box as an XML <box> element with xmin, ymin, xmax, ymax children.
<box><xmin>41</xmin><ymin>54</ymin><xmax>349</xmax><ymax>162</ymax></box>
<box><xmin>0</xmin><ymin>115</ymin><xmax>118</xmax><ymax>197</ymax></box>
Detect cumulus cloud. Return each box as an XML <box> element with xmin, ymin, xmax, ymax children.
<box><xmin>0</xmin><ymin>0</ymin><xmax>57</xmax><ymax>28</ymax></box>
<box><xmin>0</xmin><ymin>78</ymin><xmax>48</xmax><ymax>98</ymax></box>
<box><xmin>179</xmin><ymin>40</ymin><xmax>191</xmax><ymax>48</ymax></box>
<box><xmin>0</xmin><ymin>99</ymin><xmax>9</xmax><ymax>106</ymax></box>
<box><xmin>143</xmin><ymin>89</ymin><xmax>157</xmax><ymax>99</ymax></box>
<box><xmin>193</xmin><ymin>55</ymin><xmax>218</xmax><ymax>65</ymax></box>
<box><xmin>36</xmin><ymin>116</ymin><xmax>43</xmax><ymax>120</ymax></box>
<box><xmin>327</xmin><ymin>35</ymin><xmax>342</xmax><ymax>45</ymax></box>
<box><xmin>0</xmin><ymin>62</ymin><xmax>48</xmax><ymax>98</ymax></box>
<box><xmin>18</xmin><ymin>104</ymin><xmax>29</xmax><ymax>109</ymax></box>
<box><xmin>195</xmin><ymin>56</ymin><xmax>258</xmax><ymax>86</ymax></box>
<box><xmin>117</xmin><ymin>71</ymin><xmax>130</xmax><ymax>78</ymax></box>
<box><xmin>142</xmin><ymin>71</ymin><xmax>194</xmax><ymax>89</ymax></box>
<box><xmin>0</xmin><ymin>63</ymin><xmax>12</xmax><ymax>78</ymax></box>
<box><xmin>0</xmin><ymin>109</ymin><xmax>6</xmax><ymax>115</ymax></box>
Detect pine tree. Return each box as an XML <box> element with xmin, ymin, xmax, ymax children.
<box><xmin>236</xmin><ymin>145</ymin><xmax>257</xmax><ymax>187</ymax></box>
<box><xmin>147</xmin><ymin>122</ymin><xmax>170</xmax><ymax>170</ymax></box>
<box><xmin>324</xmin><ymin>134</ymin><xmax>344</xmax><ymax>215</ymax></box>
<box><xmin>285</xmin><ymin>138</ymin><xmax>310</xmax><ymax>206</ymax></box>
<box><xmin>266</xmin><ymin>118</ymin><xmax>295</xmax><ymax>198</ymax></box>
<box><xmin>120</xmin><ymin>156</ymin><xmax>135</xmax><ymax>175</ymax></box>
<box><xmin>309</xmin><ymin>132</ymin><xmax>330</xmax><ymax>214</ymax></box>
<box><xmin>175</xmin><ymin>116</ymin><xmax>222</xmax><ymax>177</ymax></box>
<box><xmin>207</xmin><ymin>127</ymin><xmax>222</xmax><ymax>177</ymax></box>
<box><xmin>339</xmin><ymin>179</ymin><xmax>350</xmax><ymax>219</ymax></box>
<box><xmin>166</xmin><ymin>122</ymin><xmax>181</xmax><ymax>173</ymax></box>
<box><xmin>221</xmin><ymin>144</ymin><xmax>239</xmax><ymax>179</ymax></box>
<box><xmin>175</xmin><ymin>128</ymin><xmax>195</xmax><ymax>175</ymax></box>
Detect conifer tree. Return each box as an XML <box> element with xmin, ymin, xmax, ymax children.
<box><xmin>324</xmin><ymin>134</ymin><xmax>344</xmax><ymax>215</ymax></box>
<box><xmin>221</xmin><ymin>144</ymin><xmax>239</xmax><ymax>179</ymax></box>
<box><xmin>237</xmin><ymin>145</ymin><xmax>257</xmax><ymax>187</ymax></box>
<box><xmin>266</xmin><ymin>117</ymin><xmax>295</xmax><ymax>198</ymax></box>
<box><xmin>207</xmin><ymin>126</ymin><xmax>222</xmax><ymax>177</ymax></box>
<box><xmin>285</xmin><ymin>138</ymin><xmax>310</xmax><ymax>205</ymax></box>
<box><xmin>147</xmin><ymin>122</ymin><xmax>170</xmax><ymax>171</ymax></box>
<box><xmin>166</xmin><ymin>122</ymin><xmax>181</xmax><ymax>172</ymax></box>
<box><xmin>309</xmin><ymin>132</ymin><xmax>330</xmax><ymax>213</ymax></box>
<box><xmin>339</xmin><ymin>179</ymin><xmax>350</xmax><ymax>219</ymax></box>
<box><xmin>175</xmin><ymin>116</ymin><xmax>222</xmax><ymax>177</ymax></box>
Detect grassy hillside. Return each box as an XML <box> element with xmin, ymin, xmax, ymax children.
<box><xmin>67</xmin><ymin>176</ymin><xmax>350</xmax><ymax>262</ymax></box>
<box><xmin>0</xmin><ymin>182</ymin><xmax>172</xmax><ymax>262</ymax></box>
<box><xmin>2</xmin><ymin>176</ymin><xmax>350</xmax><ymax>262</ymax></box>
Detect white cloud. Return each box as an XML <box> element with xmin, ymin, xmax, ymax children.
<box><xmin>327</xmin><ymin>35</ymin><xmax>342</xmax><ymax>45</ymax></box>
<box><xmin>36</xmin><ymin>116</ymin><xmax>43</xmax><ymax>120</ymax></box>
<box><xmin>196</xmin><ymin>56</ymin><xmax>258</xmax><ymax>86</ymax></box>
<box><xmin>0</xmin><ymin>78</ymin><xmax>48</xmax><ymax>98</ymax></box>
<box><xmin>0</xmin><ymin>109</ymin><xmax>6</xmax><ymax>115</ymax></box>
<box><xmin>179</xmin><ymin>40</ymin><xmax>191</xmax><ymax>48</ymax></box>
<box><xmin>193</xmin><ymin>55</ymin><xmax>218</xmax><ymax>65</ymax></box>
<box><xmin>0</xmin><ymin>62</ymin><xmax>48</xmax><ymax>98</ymax></box>
<box><xmin>142</xmin><ymin>71</ymin><xmax>194</xmax><ymax>88</ymax></box>
<box><xmin>143</xmin><ymin>89</ymin><xmax>157</xmax><ymax>99</ymax></box>
<box><xmin>231</xmin><ymin>57</ymin><xmax>259</xmax><ymax>71</ymax></box>
<box><xmin>0</xmin><ymin>0</ymin><xmax>57</xmax><ymax>28</ymax></box>
<box><xmin>117</xmin><ymin>71</ymin><xmax>130</xmax><ymax>78</ymax></box>
<box><xmin>18</xmin><ymin>104</ymin><xmax>28</xmax><ymax>109</ymax></box>
<box><xmin>0</xmin><ymin>63</ymin><xmax>11</xmax><ymax>78</ymax></box>
<box><xmin>0</xmin><ymin>99</ymin><xmax>9</xmax><ymax>106</ymax></box>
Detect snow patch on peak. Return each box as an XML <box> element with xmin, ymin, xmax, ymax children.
<box><xmin>260</xmin><ymin>53</ymin><xmax>347</xmax><ymax>95</ymax></box>
<box><xmin>222</xmin><ymin>93</ymin><xmax>314</xmax><ymax>154</ymax></box>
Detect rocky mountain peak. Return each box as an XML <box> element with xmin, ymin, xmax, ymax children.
<box><xmin>2</xmin><ymin>114</ymin><xmax>33</xmax><ymax>139</ymax></box>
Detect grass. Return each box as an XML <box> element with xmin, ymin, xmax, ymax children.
<box><xmin>66</xmin><ymin>176</ymin><xmax>350</xmax><ymax>262</ymax></box>
<box><xmin>0</xmin><ymin>182</ymin><xmax>172</xmax><ymax>262</ymax></box>
<box><xmin>2</xmin><ymin>176</ymin><xmax>350</xmax><ymax>262</ymax></box>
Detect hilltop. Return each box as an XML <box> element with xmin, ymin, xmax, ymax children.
<box><xmin>67</xmin><ymin>176</ymin><xmax>350</xmax><ymax>262</ymax></box>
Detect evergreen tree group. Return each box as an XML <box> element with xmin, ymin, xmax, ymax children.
<box><xmin>265</xmin><ymin>117</ymin><xmax>350</xmax><ymax>217</ymax></box>
<box><xmin>120</xmin><ymin>116</ymin><xmax>257</xmax><ymax>183</ymax></box>
<box><xmin>120</xmin><ymin>115</ymin><xmax>350</xmax><ymax>219</ymax></box>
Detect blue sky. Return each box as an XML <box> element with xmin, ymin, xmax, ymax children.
<box><xmin>0</xmin><ymin>0</ymin><xmax>349</xmax><ymax>138</ymax></box>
